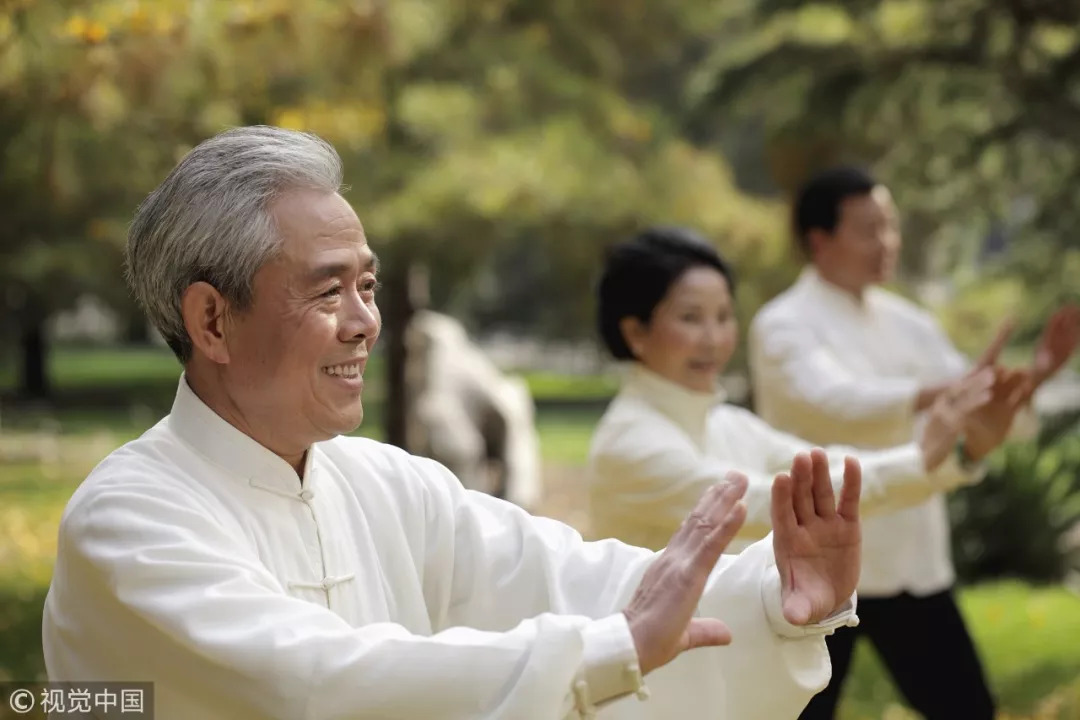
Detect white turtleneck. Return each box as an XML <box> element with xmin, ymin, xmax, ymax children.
<box><xmin>586</xmin><ymin>364</ymin><xmax>979</xmax><ymax>554</ymax></box>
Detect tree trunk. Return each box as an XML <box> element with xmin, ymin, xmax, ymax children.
<box><xmin>18</xmin><ymin>312</ymin><xmax>50</xmax><ymax>399</ymax></box>
<box><xmin>124</xmin><ymin>313</ymin><xmax>151</xmax><ymax>344</ymax></box>
<box><xmin>383</xmin><ymin>259</ymin><xmax>412</xmax><ymax>449</ymax></box>
<box><xmin>382</xmin><ymin>255</ymin><xmax>430</xmax><ymax>449</ymax></box>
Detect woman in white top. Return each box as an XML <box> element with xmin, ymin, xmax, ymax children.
<box><xmin>587</xmin><ymin>226</ymin><xmax>1023</xmax><ymax>552</ymax></box>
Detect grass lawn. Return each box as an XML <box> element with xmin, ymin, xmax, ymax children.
<box><xmin>2</xmin><ymin>345</ymin><xmax>1079</xmax><ymax>717</ymax></box>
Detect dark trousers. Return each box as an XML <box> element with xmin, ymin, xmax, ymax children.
<box><xmin>799</xmin><ymin>589</ymin><xmax>995</xmax><ymax>720</ymax></box>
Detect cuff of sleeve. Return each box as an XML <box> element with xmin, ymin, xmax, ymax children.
<box><xmin>760</xmin><ymin>568</ymin><xmax>860</xmax><ymax>639</ymax></box>
<box><xmin>573</xmin><ymin>614</ymin><xmax>650</xmax><ymax>717</ymax></box>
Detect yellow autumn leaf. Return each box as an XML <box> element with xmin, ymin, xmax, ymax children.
<box><xmin>273</xmin><ymin>108</ymin><xmax>309</xmax><ymax>131</ymax></box>
<box><xmin>62</xmin><ymin>15</ymin><xmax>90</xmax><ymax>38</ymax></box>
<box><xmin>84</xmin><ymin>21</ymin><xmax>109</xmax><ymax>44</ymax></box>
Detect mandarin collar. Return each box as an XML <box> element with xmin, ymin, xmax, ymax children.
<box><xmin>619</xmin><ymin>363</ymin><xmax>726</xmax><ymax>448</ymax></box>
<box><xmin>798</xmin><ymin>265</ymin><xmax>880</xmax><ymax>315</ymax></box>
<box><xmin>167</xmin><ymin>375</ymin><xmax>319</xmax><ymax>494</ymax></box>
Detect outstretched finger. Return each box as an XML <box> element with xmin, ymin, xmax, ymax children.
<box><xmin>809</xmin><ymin>448</ymin><xmax>837</xmax><ymax>518</ymax></box>
<box><xmin>836</xmin><ymin>456</ymin><xmax>862</xmax><ymax>522</ymax></box>
<box><xmin>1042</xmin><ymin>305</ymin><xmax>1080</xmax><ymax>357</ymax></box>
<box><xmin>672</xmin><ymin>474</ymin><xmax>745</xmax><ymax>545</ymax></box>
<box><xmin>1050</xmin><ymin>304</ymin><xmax>1080</xmax><ymax>336</ymax></box>
<box><xmin>770</xmin><ymin>471</ymin><xmax>798</xmax><ymax>544</ymax></box>
<box><xmin>790</xmin><ymin>453</ymin><xmax>817</xmax><ymax>524</ymax></box>
<box><xmin>1062</xmin><ymin>305</ymin><xmax>1080</xmax><ymax>336</ymax></box>
<box><xmin>702</xmin><ymin>495</ymin><xmax>747</xmax><ymax>555</ymax></box>
<box><xmin>678</xmin><ymin>475</ymin><xmax>748</xmax><ymax>568</ymax></box>
<box><xmin>977</xmin><ymin>318</ymin><xmax>1015</xmax><ymax>367</ymax></box>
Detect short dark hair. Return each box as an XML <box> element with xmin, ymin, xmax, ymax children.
<box><xmin>597</xmin><ymin>226</ymin><xmax>736</xmax><ymax>360</ymax></box>
<box><xmin>793</xmin><ymin>166</ymin><xmax>878</xmax><ymax>256</ymax></box>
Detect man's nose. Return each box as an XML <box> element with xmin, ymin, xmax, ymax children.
<box><xmin>341</xmin><ymin>294</ymin><xmax>379</xmax><ymax>342</ymax></box>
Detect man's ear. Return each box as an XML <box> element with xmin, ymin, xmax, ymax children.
<box><xmin>806</xmin><ymin>228</ymin><xmax>832</xmax><ymax>260</ymax></box>
<box><xmin>619</xmin><ymin>316</ymin><xmax>647</xmax><ymax>359</ymax></box>
<box><xmin>181</xmin><ymin>281</ymin><xmax>231</xmax><ymax>365</ymax></box>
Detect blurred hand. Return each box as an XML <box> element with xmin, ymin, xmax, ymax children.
<box><xmin>623</xmin><ymin>475</ymin><xmax>748</xmax><ymax>675</ymax></box>
<box><xmin>915</xmin><ymin>317</ymin><xmax>1013</xmax><ymax>414</ymax></box>
<box><xmin>963</xmin><ymin>368</ymin><xmax>1030</xmax><ymax>461</ymax></box>
<box><xmin>772</xmin><ymin>449</ymin><xmax>862</xmax><ymax>626</ymax></box>
<box><xmin>1031</xmin><ymin>304</ymin><xmax>1080</xmax><ymax>389</ymax></box>
<box><xmin>974</xmin><ymin>318</ymin><xmax>1016</xmax><ymax>370</ymax></box>
<box><xmin>919</xmin><ymin>368</ymin><xmax>995</xmax><ymax>470</ymax></box>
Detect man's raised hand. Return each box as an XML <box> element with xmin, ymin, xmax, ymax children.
<box><xmin>623</xmin><ymin>474</ymin><xmax>749</xmax><ymax>675</ymax></box>
<box><xmin>771</xmin><ymin>450</ymin><xmax>861</xmax><ymax>626</ymax></box>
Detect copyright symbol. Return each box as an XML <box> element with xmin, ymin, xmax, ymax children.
<box><xmin>8</xmin><ymin>688</ymin><xmax>34</xmax><ymax>714</ymax></box>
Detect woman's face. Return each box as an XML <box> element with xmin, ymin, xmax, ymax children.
<box><xmin>621</xmin><ymin>266</ymin><xmax>738</xmax><ymax>393</ymax></box>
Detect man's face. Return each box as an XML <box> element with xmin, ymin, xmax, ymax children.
<box><xmin>812</xmin><ymin>185</ymin><xmax>900</xmax><ymax>291</ymax></box>
<box><xmin>222</xmin><ymin>189</ymin><xmax>381</xmax><ymax>447</ymax></box>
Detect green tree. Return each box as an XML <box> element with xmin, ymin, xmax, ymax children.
<box><xmin>688</xmin><ymin>0</ymin><xmax>1080</xmax><ymax>317</ymax></box>
<box><xmin>2</xmin><ymin>1</ymin><xmax>792</xmax><ymax>444</ymax></box>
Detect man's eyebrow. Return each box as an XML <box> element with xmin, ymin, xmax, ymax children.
<box><xmin>305</xmin><ymin>252</ymin><xmax>380</xmax><ymax>284</ymax></box>
<box><xmin>306</xmin><ymin>262</ymin><xmax>352</xmax><ymax>284</ymax></box>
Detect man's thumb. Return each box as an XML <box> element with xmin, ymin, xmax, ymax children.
<box><xmin>684</xmin><ymin>618</ymin><xmax>733</xmax><ymax>650</ymax></box>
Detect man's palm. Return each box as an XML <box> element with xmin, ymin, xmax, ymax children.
<box><xmin>772</xmin><ymin>450</ymin><xmax>861</xmax><ymax>625</ymax></box>
<box><xmin>1034</xmin><ymin>305</ymin><xmax>1080</xmax><ymax>383</ymax></box>
<box><xmin>964</xmin><ymin>369</ymin><xmax>1028</xmax><ymax>460</ymax></box>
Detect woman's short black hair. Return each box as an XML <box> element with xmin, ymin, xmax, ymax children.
<box><xmin>792</xmin><ymin>166</ymin><xmax>877</xmax><ymax>256</ymax></box>
<box><xmin>597</xmin><ymin>225</ymin><xmax>736</xmax><ymax>360</ymax></box>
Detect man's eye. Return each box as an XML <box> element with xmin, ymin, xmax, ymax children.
<box><xmin>322</xmin><ymin>286</ymin><xmax>342</xmax><ymax>298</ymax></box>
<box><xmin>361</xmin><ymin>279</ymin><xmax>381</xmax><ymax>293</ymax></box>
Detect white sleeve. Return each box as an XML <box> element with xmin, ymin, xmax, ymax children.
<box><xmin>749</xmin><ymin>311</ymin><xmax>921</xmax><ymax>425</ymax></box>
<box><xmin>589</xmin><ymin>409</ymin><xmax>981</xmax><ymax>549</ymax></box>
<box><xmin>589</xmin><ymin>418</ymin><xmax>783</xmax><ymax>541</ymax></box>
<box><xmin>740</xmin><ymin>408</ymin><xmax>986</xmax><ymax>511</ymax></box>
<box><xmin>47</xmin><ymin>479</ymin><xmax>638</xmax><ymax>720</ymax></box>
<box><xmin>424</xmin><ymin>458</ymin><xmax>857</xmax><ymax>719</ymax></box>
<box><xmin>701</xmin><ymin>537</ymin><xmax>858</xmax><ymax>720</ymax></box>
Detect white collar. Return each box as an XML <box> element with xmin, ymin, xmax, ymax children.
<box><xmin>798</xmin><ymin>265</ymin><xmax>877</xmax><ymax>314</ymax></box>
<box><xmin>619</xmin><ymin>363</ymin><xmax>726</xmax><ymax>447</ymax></box>
<box><xmin>167</xmin><ymin>375</ymin><xmax>319</xmax><ymax>494</ymax></box>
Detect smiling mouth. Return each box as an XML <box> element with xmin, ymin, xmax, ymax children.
<box><xmin>322</xmin><ymin>363</ymin><xmax>364</xmax><ymax>378</ymax></box>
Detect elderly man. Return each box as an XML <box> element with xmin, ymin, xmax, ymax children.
<box><xmin>749</xmin><ymin>166</ymin><xmax>1080</xmax><ymax>720</ymax></box>
<box><xmin>44</xmin><ymin>127</ymin><xmax>862</xmax><ymax>720</ymax></box>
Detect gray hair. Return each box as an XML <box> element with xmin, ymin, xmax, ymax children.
<box><xmin>125</xmin><ymin>125</ymin><xmax>344</xmax><ymax>362</ymax></box>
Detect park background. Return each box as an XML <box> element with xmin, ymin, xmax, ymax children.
<box><xmin>2</xmin><ymin>1</ymin><xmax>1080</xmax><ymax>718</ymax></box>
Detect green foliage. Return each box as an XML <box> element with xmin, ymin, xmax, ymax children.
<box><xmin>688</xmin><ymin>0</ymin><xmax>1080</xmax><ymax>343</ymax></box>
<box><xmin>950</xmin><ymin>409</ymin><xmax>1080</xmax><ymax>584</ymax></box>
<box><xmin>1</xmin><ymin>0</ymin><xmax>799</xmax><ymax>387</ymax></box>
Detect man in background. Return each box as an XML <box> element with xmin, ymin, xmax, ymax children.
<box><xmin>749</xmin><ymin>165</ymin><xmax>1080</xmax><ymax>720</ymax></box>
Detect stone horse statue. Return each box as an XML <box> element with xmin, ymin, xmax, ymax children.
<box><xmin>403</xmin><ymin>310</ymin><xmax>542</xmax><ymax>510</ymax></box>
